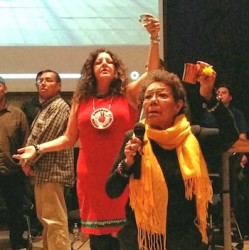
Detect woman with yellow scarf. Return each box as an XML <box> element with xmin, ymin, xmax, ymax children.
<box><xmin>106</xmin><ymin>65</ymin><xmax>239</xmax><ymax>250</ymax></box>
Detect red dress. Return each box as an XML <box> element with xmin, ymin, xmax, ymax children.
<box><xmin>77</xmin><ymin>95</ymin><xmax>137</xmax><ymax>234</ymax></box>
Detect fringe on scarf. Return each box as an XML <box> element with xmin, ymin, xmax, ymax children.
<box><xmin>184</xmin><ymin>175</ymin><xmax>213</xmax><ymax>243</ymax></box>
<box><xmin>137</xmin><ymin>227</ymin><xmax>166</xmax><ymax>250</ymax></box>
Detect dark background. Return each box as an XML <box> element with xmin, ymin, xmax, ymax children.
<box><xmin>163</xmin><ymin>0</ymin><xmax>249</xmax><ymax>125</ymax></box>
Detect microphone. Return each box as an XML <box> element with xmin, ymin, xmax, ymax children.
<box><xmin>133</xmin><ymin>122</ymin><xmax>145</xmax><ymax>179</ymax></box>
<box><xmin>134</xmin><ymin>122</ymin><xmax>145</xmax><ymax>142</ymax></box>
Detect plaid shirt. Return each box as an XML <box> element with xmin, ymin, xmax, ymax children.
<box><xmin>27</xmin><ymin>95</ymin><xmax>75</xmax><ymax>186</ymax></box>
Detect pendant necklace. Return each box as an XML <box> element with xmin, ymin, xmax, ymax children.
<box><xmin>90</xmin><ymin>96</ymin><xmax>114</xmax><ymax>129</ymax></box>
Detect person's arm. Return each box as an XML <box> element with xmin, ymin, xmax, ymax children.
<box><xmin>7</xmin><ymin>110</ymin><xmax>30</xmax><ymax>166</ymax></box>
<box><xmin>13</xmin><ymin>102</ymin><xmax>79</xmax><ymax>161</ymax></box>
<box><xmin>38</xmin><ymin>101</ymin><xmax>79</xmax><ymax>150</ymax></box>
<box><xmin>125</xmin><ymin>15</ymin><xmax>160</xmax><ymax>109</ymax></box>
<box><xmin>234</xmin><ymin>108</ymin><xmax>248</xmax><ymax>140</ymax></box>
<box><xmin>106</xmin><ymin>131</ymin><xmax>133</xmax><ymax>198</ymax></box>
<box><xmin>230</xmin><ymin>108</ymin><xmax>248</xmax><ymax>166</ymax></box>
<box><xmin>197</xmin><ymin>61</ymin><xmax>239</xmax><ymax>150</ymax></box>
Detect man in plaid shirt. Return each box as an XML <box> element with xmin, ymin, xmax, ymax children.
<box><xmin>21</xmin><ymin>69</ymin><xmax>75</xmax><ymax>250</ymax></box>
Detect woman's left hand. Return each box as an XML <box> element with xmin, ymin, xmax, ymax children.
<box><xmin>142</xmin><ymin>14</ymin><xmax>160</xmax><ymax>39</ymax></box>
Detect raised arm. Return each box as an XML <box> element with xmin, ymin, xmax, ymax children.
<box><xmin>197</xmin><ymin>61</ymin><xmax>239</xmax><ymax>149</ymax></box>
<box><xmin>125</xmin><ymin>14</ymin><xmax>161</xmax><ymax>109</ymax></box>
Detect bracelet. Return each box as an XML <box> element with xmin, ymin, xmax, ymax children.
<box><xmin>150</xmin><ymin>35</ymin><xmax>160</xmax><ymax>44</ymax></box>
<box><xmin>32</xmin><ymin>144</ymin><xmax>41</xmax><ymax>154</ymax></box>
<box><xmin>202</xmin><ymin>101</ymin><xmax>220</xmax><ymax>112</ymax></box>
<box><xmin>202</xmin><ymin>95</ymin><xmax>221</xmax><ymax>112</ymax></box>
<box><xmin>116</xmin><ymin>160</ymin><xmax>130</xmax><ymax>178</ymax></box>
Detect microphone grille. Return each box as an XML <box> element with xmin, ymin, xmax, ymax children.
<box><xmin>134</xmin><ymin>122</ymin><xmax>145</xmax><ymax>137</ymax></box>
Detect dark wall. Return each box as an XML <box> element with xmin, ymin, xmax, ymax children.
<box><xmin>163</xmin><ymin>0</ymin><xmax>249</xmax><ymax>124</ymax></box>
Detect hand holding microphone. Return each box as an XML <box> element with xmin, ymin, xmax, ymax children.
<box><xmin>124</xmin><ymin>122</ymin><xmax>145</xmax><ymax>165</ymax></box>
<box><xmin>118</xmin><ymin>122</ymin><xmax>145</xmax><ymax>178</ymax></box>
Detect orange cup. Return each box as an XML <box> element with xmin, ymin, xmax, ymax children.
<box><xmin>182</xmin><ymin>63</ymin><xmax>200</xmax><ymax>84</ymax></box>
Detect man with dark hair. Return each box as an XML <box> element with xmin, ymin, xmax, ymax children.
<box><xmin>0</xmin><ymin>76</ymin><xmax>30</xmax><ymax>249</ymax></box>
<box><xmin>20</xmin><ymin>70</ymin><xmax>75</xmax><ymax>250</ymax></box>
<box><xmin>201</xmin><ymin>84</ymin><xmax>249</xmax><ymax>137</ymax></box>
<box><xmin>21</xmin><ymin>71</ymin><xmax>43</xmax><ymax>126</ymax></box>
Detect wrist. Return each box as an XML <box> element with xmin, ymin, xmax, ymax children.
<box><xmin>124</xmin><ymin>158</ymin><xmax>133</xmax><ymax>167</ymax></box>
<box><xmin>200</xmin><ymin>86</ymin><xmax>214</xmax><ymax>101</ymax></box>
<box><xmin>32</xmin><ymin>144</ymin><xmax>41</xmax><ymax>154</ymax></box>
<box><xmin>116</xmin><ymin>160</ymin><xmax>132</xmax><ymax>178</ymax></box>
<box><xmin>150</xmin><ymin>35</ymin><xmax>160</xmax><ymax>44</ymax></box>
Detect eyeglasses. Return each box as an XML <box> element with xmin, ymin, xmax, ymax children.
<box><xmin>36</xmin><ymin>77</ymin><xmax>55</xmax><ymax>84</ymax></box>
<box><xmin>143</xmin><ymin>88</ymin><xmax>170</xmax><ymax>103</ymax></box>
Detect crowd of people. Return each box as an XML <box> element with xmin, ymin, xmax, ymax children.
<box><xmin>0</xmin><ymin>12</ymin><xmax>248</xmax><ymax>250</ymax></box>
<box><xmin>10</xmin><ymin>13</ymin><xmax>160</xmax><ymax>250</ymax></box>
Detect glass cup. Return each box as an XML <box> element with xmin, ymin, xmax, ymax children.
<box><xmin>139</xmin><ymin>13</ymin><xmax>154</xmax><ymax>26</ymax></box>
<box><xmin>182</xmin><ymin>63</ymin><xmax>201</xmax><ymax>84</ymax></box>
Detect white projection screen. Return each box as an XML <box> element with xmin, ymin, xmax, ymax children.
<box><xmin>0</xmin><ymin>0</ymin><xmax>163</xmax><ymax>92</ymax></box>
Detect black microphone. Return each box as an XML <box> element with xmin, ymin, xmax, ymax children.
<box><xmin>134</xmin><ymin>122</ymin><xmax>145</xmax><ymax>142</ymax></box>
<box><xmin>133</xmin><ymin>122</ymin><xmax>145</xmax><ymax>179</ymax></box>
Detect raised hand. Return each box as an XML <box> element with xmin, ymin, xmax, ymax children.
<box><xmin>196</xmin><ymin>61</ymin><xmax>217</xmax><ymax>100</ymax></box>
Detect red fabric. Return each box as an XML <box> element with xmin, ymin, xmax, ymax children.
<box><xmin>77</xmin><ymin>96</ymin><xmax>137</xmax><ymax>234</ymax></box>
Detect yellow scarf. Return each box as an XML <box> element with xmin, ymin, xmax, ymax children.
<box><xmin>129</xmin><ymin>114</ymin><xmax>213</xmax><ymax>250</ymax></box>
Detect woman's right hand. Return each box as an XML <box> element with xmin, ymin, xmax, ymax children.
<box><xmin>12</xmin><ymin>145</ymin><xmax>36</xmax><ymax>162</ymax></box>
<box><xmin>124</xmin><ymin>137</ymin><xmax>143</xmax><ymax>167</ymax></box>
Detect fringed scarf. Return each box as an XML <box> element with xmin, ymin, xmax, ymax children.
<box><xmin>129</xmin><ymin>114</ymin><xmax>213</xmax><ymax>250</ymax></box>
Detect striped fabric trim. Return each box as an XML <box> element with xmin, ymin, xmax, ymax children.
<box><xmin>81</xmin><ymin>218</ymin><xmax>126</xmax><ymax>229</ymax></box>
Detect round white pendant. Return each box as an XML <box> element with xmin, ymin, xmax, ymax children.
<box><xmin>91</xmin><ymin>108</ymin><xmax>114</xmax><ymax>129</ymax></box>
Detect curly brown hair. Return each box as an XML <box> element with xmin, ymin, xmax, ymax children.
<box><xmin>73</xmin><ymin>48</ymin><xmax>129</xmax><ymax>103</ymax></box>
